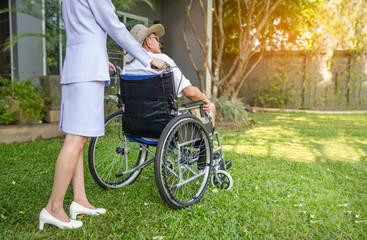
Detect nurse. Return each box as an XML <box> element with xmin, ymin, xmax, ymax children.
<box><xmin>39</xmin><ymin>0</ymin><xmax>165</xmax><ymax>230</ymax></box>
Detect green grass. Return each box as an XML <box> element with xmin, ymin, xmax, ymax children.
<box><xmin>0</xmin><ymin>112</ymin><xmax>366</xmax><ymax>239</ymax></box>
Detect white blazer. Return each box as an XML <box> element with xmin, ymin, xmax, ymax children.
<box><xmin>61</xmin><ymin>0</ymin><xmax>152</xmax><ymax>84</ymax></box>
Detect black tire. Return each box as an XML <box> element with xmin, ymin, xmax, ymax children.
<box><xmin>155</xmin><ymin>114</ymin><xmax>212</xmax><ymax>209</ymax></box>
<box><xmin>88</xmin><ymin>111</ymin><xmax>147</xmax><ymax>189</ymax></box>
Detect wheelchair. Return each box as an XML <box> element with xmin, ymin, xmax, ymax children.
<box><xmin>88</xmin><ymin>67</ymin><xmax>233</xmax><ymax>210</ymax></box>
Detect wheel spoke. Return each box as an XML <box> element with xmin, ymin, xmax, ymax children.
<box><xmin>155</xmin><ymin>114</ymin><xmax>212</xmax><ymax>209</ymax></box>
<box><xmin>88</xmin><ymin>111</ymin><xmax>147</xmax><ymax>189</ymax></box>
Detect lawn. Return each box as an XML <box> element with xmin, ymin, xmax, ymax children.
<box><xmin>0</xmin><ymin>112</ymin><xmax>366</xmax><ymax>239</ymax></box>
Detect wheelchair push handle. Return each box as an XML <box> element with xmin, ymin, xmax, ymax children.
<box><xmin>110</xmin><ymin>71</ymin><xmax>117</xmax><ymax>77</ymax></box>
<box><xmin>110</xmin><ymin>63</ymin><xmax>171</xmax><ymax>75</ymax></box>
<box><xmin>109</xmin><ymin>65</ymin><xmax>122</xmax><ymax>77</ymax></box>
<box><xmin>151</xmin><ymin>62</ymin><xmax>172</xmax><ymax>71</ymax></box>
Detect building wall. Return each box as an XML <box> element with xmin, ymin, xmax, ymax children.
<box><xmin>126</xmin><ymin>0</ymin><xmax>207</xmax><ymax>87</ymax></box>
<box><xmin>160</xmin><ymin>0</ymin><xmax>206</xmax><ymax>88</ymax></box>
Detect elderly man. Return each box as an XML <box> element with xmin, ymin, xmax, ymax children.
<box><xmin>122</xmin><ymin>24</ymin><xmax>216</xmax><ymax>125</ymax></box>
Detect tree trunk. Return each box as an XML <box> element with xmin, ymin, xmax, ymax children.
<box><xmin>184</xmin><ymin>0</ymin><xmax>281</xmax><ymax>100</ymax></box>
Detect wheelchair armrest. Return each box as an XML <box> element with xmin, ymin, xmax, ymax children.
<box><xmin>181</xmin><ymin>100</ymin><xmax>205</xmax><ymax>108</ymax></box>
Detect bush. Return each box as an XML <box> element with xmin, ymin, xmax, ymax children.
<box><xmin>104</xmin><ymin>86</ymin><xmax>119</xmax><ymax>115</ymax></box>
<box><xmin>0</xmin><ymin>98</ymin><xmax>18</xmax><ymax>124</ymax></box>
<box><xmin>213</xmin><ymin>96</ymin><xmax>248</xmax><ymax>124</ymax></box>
<box><xmin>0</xmin><ymin>77</ymin><xmax>45</xmax><ymax>124</ymax></box>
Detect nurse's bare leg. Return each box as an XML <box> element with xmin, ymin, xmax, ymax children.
<box><xmin>45</xmin><ymin>134</ymin><xmax>88</xmax><ymax>222</ymax></box>
<box><xmin>71</xmin><ymin>148</ymin><xmax>96</xmax><ymax>209</ymax></box>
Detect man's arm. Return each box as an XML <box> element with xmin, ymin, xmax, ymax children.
<box><xmin>182</xmin><ymin>85</ymin><xmax>206</xmax><ymax>102</ymax></box>
<box><xmin>182</xmin><ymin>85</ymin><xmax>216</xmax><ymax>126</ymax></box>
<box><xmin>182</xmin><ymin>85</ymin><xmax>215</xmax><ymax>110</ymax></box>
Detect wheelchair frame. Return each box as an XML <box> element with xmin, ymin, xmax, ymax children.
<box><xmin>88</xmin><ymin>69</ymin><xmax>233</xmax><ymax>210</ymax></box>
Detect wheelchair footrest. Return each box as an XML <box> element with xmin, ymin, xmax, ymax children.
<box><xmin>219</xmin><ymin>160</ymin><xmax>232</xmax><ymax>170</ymax></box>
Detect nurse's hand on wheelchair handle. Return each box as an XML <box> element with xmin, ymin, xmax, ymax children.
<box><xmin>109</xmin><ymin>62</ymin><xmax>116</xmax><ymax>74</ymax></box>
<box><xmin>150</xmin><ymin>58</ymin><xmax>166</xmax><ymax>71</ymax></box>
<box><xmin>109</xmin><ymin>64</ymin><xmax>123</xmax><ymax>77</ymax></box>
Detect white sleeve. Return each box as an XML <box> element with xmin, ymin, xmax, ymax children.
<box><xmin>87</xmin><ymin>0</ymin><xmax>152</xmax><ymax>67</ymax></box>
<box><xmin>162</xmin><ymin>55</ymin><xmax>192</xmax><ymax>97</ymax></box>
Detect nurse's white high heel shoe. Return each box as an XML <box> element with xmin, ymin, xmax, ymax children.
<box><xmin>39</xmin><ymin>208</ymin><xmax>83</xmax><ymax>230</ymax></box>
<box><xmin>69</xmin><ymin>201</ymin><xmax>106</xmax><ymax>220</ymax></box>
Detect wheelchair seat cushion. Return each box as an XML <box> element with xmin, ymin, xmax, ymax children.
<box><xmin>129</xmin><ymin>136</ymin><xmax>158</xmax><ymax>146</ymax></box>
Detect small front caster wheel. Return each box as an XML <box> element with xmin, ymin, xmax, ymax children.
<box><xmin>211</xmin><ymin>170</ymin><xmax>233</xmax><ymax>190</ymax></box>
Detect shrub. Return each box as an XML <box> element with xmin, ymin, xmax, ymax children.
<box><xmin>213</xmin><ymin>96</ymin><xmax>248</xmax><ymax>124</ymax></box>
<box><xmin>104</xmin><ymin>86</ymin><xmax>119</xmax><ymax>115</ymax></box>
<box><xmin>0</xmin><ymin>77</ymin><xmax>45</xmax><ymax>124</ymax></box>
<box><xmin>0</xmin><ymin>98</ymin><xmax>18</xmax><ymax>124</ymax></box>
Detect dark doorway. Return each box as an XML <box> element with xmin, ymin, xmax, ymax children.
<box><xmin>0</xmin><ymin>1</ymin><xmax>11</xmax><ymax>78</ymax></box>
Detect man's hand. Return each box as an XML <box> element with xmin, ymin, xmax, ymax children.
<box><xmin>150</xmin><ymin>58</ymin><xmax>166</xmax><ymax>71</ymax></box>
<box><xmin>202</xmin><ymin>98</ymin><xmax>214</xmax><ymax>112</ymax></box>
<box><xmin>203</xmin><ymin>99</ymin><xmax>216</xmax><ymax>127</ymax></box>
<box><xmin>203</xmin><ymin>102</ymin><xmax>215</xmax><ymax>112</ymax></box>
<box><xmin>109</xmin><ymin>62</ymin><xmax>116</xmax><ymax>74</ymax></box>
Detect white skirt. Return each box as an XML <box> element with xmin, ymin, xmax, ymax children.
<box><xmin>59</xmin><ymin>81</ymin><xmax>105</xmax><ymax>137</ymax></box>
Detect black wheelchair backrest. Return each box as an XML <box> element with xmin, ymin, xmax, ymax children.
<box><xmin>119</xmin><ymin>71</ymin><xmax>178</xmax><ymax>139</ymax></box>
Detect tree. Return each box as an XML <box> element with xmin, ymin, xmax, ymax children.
<box><xmin>319</xmin><ymin>0</ymin><xmax>367</xmax><ymax>86</ymax></box>
<box><xmin>182</xmin><ymin>0</ymin><xmax>210</xmax><ymax>93</ymax></box>
<box><xmin>214</xmin><ymin>0</ymin><xmax>284</xmax><ymax>100</ymax></box>
<box><xmin>295</xmin><ymin>0</ymin><xmax>367</xmax><ymax>87</ymax></box>
<box><xmin>184</xmin><ymin>0</ymin><xmax>317</xmax><ymax>99</ymax></box>
<box><xmin>184</xmin><ymin>0</ymin><xmax>367</xmax><ymax>107</ymax></box>
<box><xmin>184</xmin><ymin>1</ymin><xmax>366</xmax><ymax>100</ymax></box>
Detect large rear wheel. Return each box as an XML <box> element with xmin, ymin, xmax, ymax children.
<box><xmin>155</xmin><ymin>114</ymin><xmax>212</xmax><ymax>209</ymax></box>
<box><xmin>88</xmin><ymin>111</ymin><xmax>147</xmax><ymax>189</ymax></box>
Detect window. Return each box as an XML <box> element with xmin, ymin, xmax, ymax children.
<box><xmin>118</xmin><ymin>12</ymin><xmax>149</xmax><ymax>30</ymax></box>
<box><xmin>108</xmin><ymin>11</ymin><xmax>148</xmax><ymax>68</ymax></box>
<box><xmin>44</xmin><ymin>0</ymin><xmax>64</xmax><ymax>75</ymax></box>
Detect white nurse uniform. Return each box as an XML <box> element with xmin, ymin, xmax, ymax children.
<box><xmin>60</xmin><ymin>0</ymin><xmax>152</xmax><ymax>136</ymax></box>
